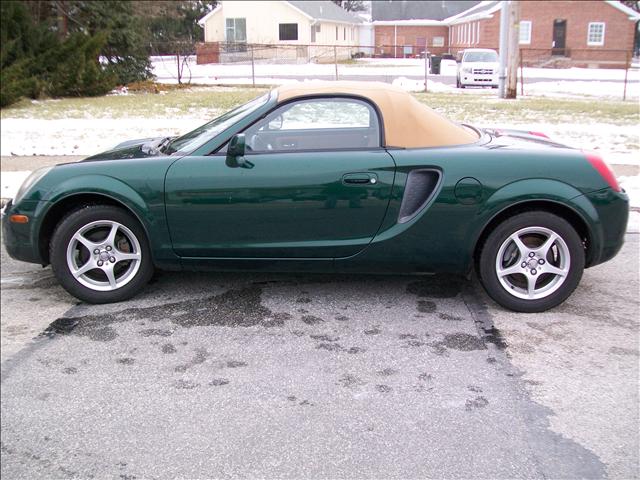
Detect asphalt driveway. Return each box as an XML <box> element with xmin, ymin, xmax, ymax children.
<box><xmin>1</xmin><ymin>231</ymin><xmax>638</xmax><ymax>479</ymax></box>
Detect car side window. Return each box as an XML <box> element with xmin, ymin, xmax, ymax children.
<box><xmin>242</xmin><ymin>97</ymin><xmax>381</xmax><ymax>153</ymax></box>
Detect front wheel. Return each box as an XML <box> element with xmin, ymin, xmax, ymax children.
<box><xmin>50</xmin><ymin>205</ymin><xmax>154</xmax><ymax>303</ymax></box>
<box><xmin>478</xmin><ymin>212</ymin><xmax>585</xmax><ymax>312</ymax></box>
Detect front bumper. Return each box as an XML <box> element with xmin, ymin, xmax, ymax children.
<box><xmin>2</xmin><ymin>199</ymin><xmax>45</xmax><ymax>264</ymax></box>
<box><xmin>461</xmin><ymin>74</ymin><xmax>497</xmax><ymax>86</ymax></box>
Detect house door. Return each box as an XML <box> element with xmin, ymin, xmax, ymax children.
<box><xmin>552</xmin><ymin>19</ymin><xmax>567</xmax><ymax>56</ymax></box>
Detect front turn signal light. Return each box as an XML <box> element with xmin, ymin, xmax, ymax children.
<box><xmin>9</xmin><ymin>214</ymin><xmax>29</xmax><ymax>224</ymax></box>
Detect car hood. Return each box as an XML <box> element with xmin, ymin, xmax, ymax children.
<box><xmin>81</xmin><ymin>137</ymin><xmax>166</xmax><ymax>162</ymax></box>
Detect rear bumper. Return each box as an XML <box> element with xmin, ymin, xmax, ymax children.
<box><xmin>584</xmin><ymin>188</ymin><xmax>629</xmax><ymax>267</ymax></box>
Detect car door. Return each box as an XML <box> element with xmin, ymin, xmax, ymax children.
<box><xmin>165</xmin><ymin>96</ymin><xmax>396</xmax><ymax>259</ymax></box>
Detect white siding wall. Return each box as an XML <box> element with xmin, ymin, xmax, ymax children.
<box><xmin>203</xmin><ymin>1</ymin><xmax>312</xmax><ymax>44</ymax></box>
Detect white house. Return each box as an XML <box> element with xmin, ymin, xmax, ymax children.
<box><xmin>196</xmin><ymin>1</ymin><xmax>363</xmax><ymax>63</ymax></box>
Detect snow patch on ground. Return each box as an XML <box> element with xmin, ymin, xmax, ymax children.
<box><xmin>1</xmin><ymin>171</ymin><xmax>30</xmax><ymax>200</ymax></box>
<box><xmin>0</xmin><ymin>118</ymin><xmax>204</xmax><ymax>157</ymax></box>
<box><xmin>1</xmin><ymin>115</ymin><xmax>637</xmax><ymax>166</ymax></box>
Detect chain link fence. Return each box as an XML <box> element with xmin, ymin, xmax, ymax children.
<box><xmin>149</xmin><ymin>41</ymin><xmax>636</xmax><ymax>100</ymax></box>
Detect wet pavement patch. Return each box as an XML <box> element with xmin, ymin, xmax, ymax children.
<box><xmin>77</xmin><ymin>326</ymin><xmax>118</xmax><ymax>342</ymax></box>
<box><xmin>174</xmin><ymin>380</ymin><xmax>199</xmax><ymax>390</ymax></box>
<box><xmin>161</xmin><ymin>344</ymin><xmax>177</xmax><ymax>354</ymax></box>
<box><xmin>338</xmin><ymin>374</ymin><xmax>365</xmax><ymax>388</ymax></box>
<box><xmin>399</xmin><ymin>334</ymin><xmax>418</xmax><ymax>340</ymax></box>
<box><xmin>317</xmin><ymin>342</ymin><xmax>343</xmax><ymax>352</ymax></box>
<box><xmin>116</xmin><ymin>358</ymin><xmax>135</xmax><ymax>365</ymax></box>
<box><xmin>310</xmin><ymin>334</ymin><xmax>339</xmax><ymax>342</ymax></box>
<box><xmin>364</xmin><ymin>327</ymin><xmax>381</xmax><ymax>335</ymax></box>
<box><xmin>226</xmin><ymin>360</ymin><xmax>247</xmax><ymax>368</ymax></box>
<box><xmin>209</xmin><ymin>378</ymin><xmax>230</xmax><ymax>386</ymax></box>
<box><xmin>41</xmin><ymin>285</ymin><xmax>290</xmax><ymax>344</ymax></box>
<box><xmin>439</xmin><ymin>333</ymin><xmax>486</xmax><ymax>352</ymax></box>
<box><xmin>301</xmin><ymin>315</ymin><xmax>324</xmax><ymax>325</ymax></box>
<box><xmin>417</xmin><ymin>300</ymin><xmax>436</xmax><ymax>313</ymax></box>
<box><xmin>483</xmin><ymin>326</ymin><xmax>508</xmax><ymax>350</ymax></box>
<box><xmin>140</xmin><ymin>329</ymin><xmax>173</xmax><ymax>337</ymax></box>
<box><xmin>43</xmin><ymin>317</ymin><xmax>80</xmax><ymax>336</ymax></box>
<box><xmin>175</xmin><ymin>349</ymin><xmax>209</xmax><ymax>372</ymax></box>
<box><xmin>465</xmin><ymin>396</ymin><xmax>489</xmax><ymax>410</ymax></box>
<box><xmin>406</xmin><ymin>275</ymin><xmax>463</xmax><ymax>298</ymax></box>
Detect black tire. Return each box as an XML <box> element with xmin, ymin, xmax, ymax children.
<box><xmin>50</xmin><ymin>205</ymin><xmax>154</xmax><ymax>304</ymax></box>
<box><xmin>477</xmin><ymin>211</ymin><xmax>585</xmax><ymax>313</ymax></box>
<box><xmin>456</xmin><ymin>76</ymin><xmax>462</xmax><ymax>88</ymax></box>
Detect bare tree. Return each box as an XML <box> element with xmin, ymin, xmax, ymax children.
<box><xmin>332</xmin><ymin>0</ymin><xmax>367</xmax><ymax>13</ymax></box>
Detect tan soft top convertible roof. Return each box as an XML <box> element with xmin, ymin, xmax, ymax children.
<box><xmin>276</xmin><ymin>81</ymin><xmax>478</xmax><ymax>149</ymax></box>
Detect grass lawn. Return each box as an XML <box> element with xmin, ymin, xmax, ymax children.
<box><xmin>2</xmin><ymin>85</ymin><xmax>637</xmax><ymax>128</ymax></box>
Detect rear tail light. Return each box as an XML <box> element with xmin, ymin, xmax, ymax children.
<box><xmin>583</xmin><ymin>151</ymin><xmax>621</xmax><ymax>192</ymax></box>
<box><xmin>528</xmin><ymin>131</ymin><xmax>549</xmax><ymax>139</ymax></box>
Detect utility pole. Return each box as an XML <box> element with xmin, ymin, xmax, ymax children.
<box><xmin>498</xmin><ymin>1</ymin><xmax>509</xmax><ymax>98</ymax></box>
<box><xmin>506</xmin><ymin>1</ymin><xmax>520</xmax><ymax>98</ymax></box>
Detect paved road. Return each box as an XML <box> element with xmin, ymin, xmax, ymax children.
<box><xmin>1</xmin><ymin>239</ymin><xmax>638</xmax><ymax>478</ymax></box>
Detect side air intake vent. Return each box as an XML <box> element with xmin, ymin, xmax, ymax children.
<box><xmin>398</xmin><ymin>169</ymin><xmax>441</xmax><ymax>223</ymax></box>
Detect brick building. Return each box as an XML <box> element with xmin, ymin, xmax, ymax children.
<box><xmin>447</xmin><ymin>0</ymin><xmax>639</xmax><ymax>67</ymax></box>
<box><xmin>374</xmin><ymin>0</ymin><xmax>640</xmax><ymax>67</ymax></box>
<box><xmin>373</xmin><ymin>1</ymin><xmax>477</xmax><ymax>57</ymax></box>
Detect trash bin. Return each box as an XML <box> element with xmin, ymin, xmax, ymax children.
<box><xmin>430</xmin><ymin>55</ymin><xmax>442</xmax><ymax>75</ymax></box>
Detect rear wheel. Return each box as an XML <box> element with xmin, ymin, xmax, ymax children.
<box><xmin>50</xmin><ymin>205</ymin><xmax>153</xmax><ymax>303</ymax></box>
<box><xmin>478</xmin><ymin>211</ymin><xmax>584</xmax><ymax>312</ymax></box>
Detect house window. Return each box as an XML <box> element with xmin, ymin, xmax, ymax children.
<box><xmin>432</xmin><ymin>36</ymin><xmax>444</xmax><ymax>47</ymax></box>
<box><xmin>587</xmin><ymin>22</ymin><xmax>605</xmax><ymax>46</ymax></box>
<box><xmin>343</xmin><ymin>27</ymin><xmax>346</xmax><ymax>41</ymax></box>
<box><xmin>225</xmin><ymin>18</ymin><xmax>247</xmax><ymax>43</ymax></box>
<box><xmin>519</xmin><ymin>20</ymin><xmax>532</xmax><ymax>44</ymax></box>
<box><xmin>476</xmin><ymin>22</ymin><xmax>480</xmax><ymax>44</ymax></box>
<box><xmin>279</xmin><ymin>23</ymin><xmax>298</xmax><ymax>41</ymax></box>
<box><xmin>336</xmin><ymin>26</ymin><xmax>338</xmax><ymax>40</ymax></box>
<box><xmin>311</xmin><ymin>24</ymin><xmax>320</xmax><ymax>42</ymax></box>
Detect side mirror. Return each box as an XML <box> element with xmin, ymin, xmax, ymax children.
<box><xmin>228</xmin><ymin>133</ymin><xmax>246</xmax><ymax>157</ymax></box>
<box><xmin>226</xmin><ymin>134</ymin><xmax>253</xmax><ymax>169</ymax></box>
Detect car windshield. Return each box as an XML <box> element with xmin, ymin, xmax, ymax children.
<box><xmin>463</xmin><ymin>51</ymin><xmax>498</xmax><ymax>62</ymax></box>
<box><xmin>165</xmin><ymin>93</ymin><xmax>270</xmax><ymax>154</ymax></box>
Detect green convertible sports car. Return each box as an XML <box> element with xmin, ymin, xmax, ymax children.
<box><xmin>2</xmin><ymin>82</ymin><xmax>628</xmax><ymax>312</ymax></box>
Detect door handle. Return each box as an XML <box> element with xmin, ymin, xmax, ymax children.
<box><xmin>342</xmin><ymin>173</ymin><xmax>378</xmax><ymax>185</ymax></box>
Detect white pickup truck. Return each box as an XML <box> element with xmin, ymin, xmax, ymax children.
<box><xmin>456</xmin><ymin>49</ymin><xmax>499</xmax><ymax>89</ymax></box>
